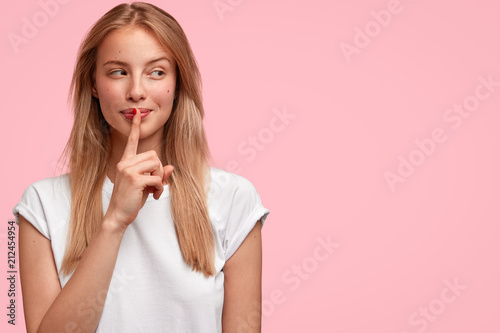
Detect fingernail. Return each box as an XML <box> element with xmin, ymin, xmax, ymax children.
<box><xmin>133</xmin><ymin>108</ymin><xmax>137</xmax><ymax>115</ymax></box>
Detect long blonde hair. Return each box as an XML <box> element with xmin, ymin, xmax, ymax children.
<box><xmin>59</xmin><ymin>2</ymin><xmax>215</xmax><ymax>277</ymax></box>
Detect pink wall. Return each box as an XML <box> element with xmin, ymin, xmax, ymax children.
<box><xmin>2</xmin><ymin>0</ymin><xmax>499</xmax><ymax>332</ymax></box>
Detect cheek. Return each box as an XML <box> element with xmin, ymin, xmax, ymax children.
<box><xmin>98</xmin><ymin>84</ymin><xmax>121</xmax><ymax>105</ymax></box>
<box><xmin>152</xmin><ymin>84</ymin><xmax>176</xmax><ymax>105</ymax></box>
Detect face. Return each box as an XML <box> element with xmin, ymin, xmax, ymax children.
<box><xmin>92</xmin><ymin>25</ymin><xmax>177</xmax><ymax>144</ymax></box>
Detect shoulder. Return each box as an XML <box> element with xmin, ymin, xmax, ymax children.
<box><xmin>21</xmin><ymin>174</ymin><xmax>71</xmax><ymax>199</ymax></box>
<box><xmin>207</xmin><ymin>167</ymin><xmax>269</xmax><ymax>225</ymax></box>
<box><xmin>13</xmin><ymin>173</ymin><xmax>71</xmax><ymax>220</ymax></box>
<box><xmin>13</xmin><ymin>173</ymin><xmax>71</xmax><ymax>236</ymax></box>
<box><xmin>30</xmin><ymin>173</ymin><xmax>70</xmax><ymax>188</ymax></box>
<box><xmin>207</xmin><ymin>167</ymin><xmax>260</xmax><ymax>202</ymax></box>
<box><xmin>207</xmin><ymin>167</ymin><xmax>270</xmax><ymax>261</ymax></box>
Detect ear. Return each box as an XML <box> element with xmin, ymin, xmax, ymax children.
<box><xmin>92</xmin><ymin>82</ymin><xmax>99</xmax><ymax>99</ymax></box>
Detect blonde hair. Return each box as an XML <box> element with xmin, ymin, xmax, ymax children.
<box><xmin>59</xmin><ymin>2</ymin><xmax>215</xmax><ymax>277</ymax></box>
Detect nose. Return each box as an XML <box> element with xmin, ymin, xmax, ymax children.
<box><xmin>126</xmin><ymin>76</ymin><xmax>146</xmax><ymax>101</ymax></box>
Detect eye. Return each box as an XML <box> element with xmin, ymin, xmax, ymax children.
<box><xmin>150</xmin><ymin>70</ymin><xmax>166</xmax><ymax>77</ymax></box>
<box><xmin>110</xmin><ymin>69</ymin><xmax>127</xmax><ymax>76</ymax></box>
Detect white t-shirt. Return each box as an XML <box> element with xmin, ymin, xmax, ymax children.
<box><xmin>12</xmin><ymin>167</ymin><xmax>270</xmax><ymax>333</ymax></box>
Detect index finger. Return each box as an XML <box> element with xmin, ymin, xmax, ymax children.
<box><xmin>121</xmin><ymin>108</ymin><xmax>141</xmax><ymax>161</ymax></box>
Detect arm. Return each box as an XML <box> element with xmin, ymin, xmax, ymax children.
<box><xmin>19</xmin><ymin>109</ymin><xmax>172</xmax><ymax>332</ymax></box>
<box><xmin>19</xmin><ymin>213</ymin><xmax>126</xmax><ymax>333</ymax></box>
<box><xmin>222</xmin><ymin>220</ymin><xmax>263</xmax><ymax>333</ymax></box>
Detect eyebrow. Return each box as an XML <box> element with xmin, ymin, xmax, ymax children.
<box><xmin>103</xmin><ymin>56</ymin><xmax>171</xmax><ymax>67</ymax></box>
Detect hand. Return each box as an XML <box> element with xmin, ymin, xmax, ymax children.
<box><xmin>104</xmin><ymin>108</ymin><xmax>174</xmax><ymax>228</ymax></box>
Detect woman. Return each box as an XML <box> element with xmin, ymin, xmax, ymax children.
<box><xmin>12</xmin><ymin>2</ymin><xmax>269</xmax><ymax>332</ymax></box>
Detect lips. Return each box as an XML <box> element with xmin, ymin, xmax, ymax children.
<box><xmin>121</xmin><ymin>108</ymin><xmax>151</xmax><ymax>120</ymax></box>
<box><xmin>121</xmin><ymin>108</ymin><xmax>151</xmax><ymax>114</ymax></box>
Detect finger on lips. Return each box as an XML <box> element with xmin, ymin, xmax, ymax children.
<box><xmin>119</xmin><ymin>108</ymin><xmax>174</xmax><ymax>197</ymax></box>
<box><xmin>121</xmin><ymin>108</ymin><xmax>141</xmax><ymax>161</ymax></box>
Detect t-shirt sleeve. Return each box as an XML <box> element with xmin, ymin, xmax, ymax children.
<box><xmin>223</xmin><ymin>175</ymin><xmax>270</xmax><ymax>262</ymax></box>
<box><xmin>12</xmin><ymin>183</ymin><xmax>51</xmax><ymax>240</ymax></box>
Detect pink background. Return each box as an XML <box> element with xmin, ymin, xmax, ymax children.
<box><xmin>2</xmin><ymin>0</ymin><xmax>499</xmax><ymax>332</ymax></box>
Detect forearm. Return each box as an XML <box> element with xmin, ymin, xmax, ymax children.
<box><xmin>37</xmin><ymin>217</ymin><xmax>125</xmax><ymax>333</ymax></box>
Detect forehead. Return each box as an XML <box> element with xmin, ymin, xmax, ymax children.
<box><xmin>96</xmin><ymin>26</ymin><xmax>173</xmax><ymax>64</ymax></box>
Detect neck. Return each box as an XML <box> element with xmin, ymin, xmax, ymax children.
<box><xmin>106</xmin><ymin>128</ymin><xmax>165</xmax><ymax>183</ymax></box>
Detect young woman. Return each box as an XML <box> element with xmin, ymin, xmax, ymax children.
<box><xmin>12</xmin><ymin>2</ymin><xmax>269</xmax><ymax>332</ymax></box>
